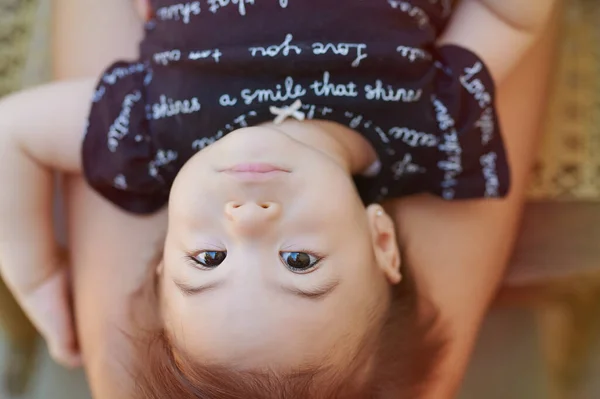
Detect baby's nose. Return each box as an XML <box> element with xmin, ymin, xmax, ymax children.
<box><xmin>225</xmin><ymin>201</ymin><xmax>282</xmax><ymax>235</ymax></box>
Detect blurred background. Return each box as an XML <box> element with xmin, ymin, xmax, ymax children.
<box><xmin>1</xmin><ymin>0</ymin><xmax>599</xmax><ymax>398</ymax></box>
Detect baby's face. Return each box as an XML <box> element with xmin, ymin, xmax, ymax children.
<box><xmin>161</xmin><ymin>125</ymin><xmax>400</xmax><ymax>372</ymax></box>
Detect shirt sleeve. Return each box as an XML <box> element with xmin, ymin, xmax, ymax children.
<box><xmin>427</xmin><ymin>44</ymin><xmax>510</xmax><ymax>200</ymax></box>
<box><xmin>82</xmin><ymin>61</ymin><xmax>169</xmax><ymax>214</ymax></box>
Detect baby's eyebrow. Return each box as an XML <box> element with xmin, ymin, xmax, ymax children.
<box><xmin>280</xmin><ymin>279</ymin><xmax>340</xmax><ymax>300</ymax></box>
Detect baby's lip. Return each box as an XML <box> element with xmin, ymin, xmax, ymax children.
<box><xmin>219</xmin><ymin>163</ymin><xmax>291</xmax><ymax>182</ymax></box>
<box><xmin>220</xmin><ymin>163</ymin><xmax>291</xmax><ymax>173</ymax></box>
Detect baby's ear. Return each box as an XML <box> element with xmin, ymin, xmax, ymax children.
<box><xmin>366</xmin><ymin>205</ymin><xmax>401</xmax><ymax>284</ymax></box>
<box><xmin>156</xmin><ymin>260</ymin><xmax>164</xmax><ymax>276</ymax></box>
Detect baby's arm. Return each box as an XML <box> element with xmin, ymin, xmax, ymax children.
<box><xmin>0</xmin><ymin>78</ymin><xmax>96</xmax><ymax>366</ymax></box>
<box><xmin>439</xmin><ymin>0</ymin><xmax>556</xmax><ymax>83</ymax></box>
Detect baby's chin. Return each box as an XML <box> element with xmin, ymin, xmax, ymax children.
<box><xmin>210</xmin><ymin>126</ymin><xmax>300</xmax><ymax>156</ymax></box>
<box><xmin>199</xmin><ymin>124</ymin><xmax>351</xmax><ymax>174</ymax></box>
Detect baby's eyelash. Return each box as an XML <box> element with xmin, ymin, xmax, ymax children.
<box><xmin>281</xmin><ymin>249</ymin><xmax>326</xmax><ymax>260</ymax></box>
<box><xmin>184</xmin><ymin>253</ymin><xmax>199</xmax><ymax>265</ymax></box>
<box><xmin>183</xmin><ymin>248</ymin><xmax>224</xmax><ymax>257</ymax></box>
<box><xmin>183</xmin><ymin>251</ymin><xmax>226</xmax><ymax>270</ymax></box>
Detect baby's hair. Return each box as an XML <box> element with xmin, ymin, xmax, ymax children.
<box><xmin>134</xmin><ymin>331</ymin><xmax>373</xmax><ymax>399</ymax></box>
<box><xmin>128</xmin><ymin>249</ymin><xmax>447</xmax><ymax>398</ymax></box>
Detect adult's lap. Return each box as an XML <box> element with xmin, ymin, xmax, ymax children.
<box><xmin>66</xmin><ymin>176</ymin><xmax>166</xmax><ymax>399</ymax></box>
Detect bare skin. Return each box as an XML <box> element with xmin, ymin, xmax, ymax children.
<box><xmin>67</xmin><ymin>7</ymin><xmax>558</xmax><ymax>398</ymax></box>
<box><xmin>0</xmin><ymin>0</ymin><xmax>558</xmax><ymax>397</ymax></box>
<box><xmin>65</xmin><ymin>33</ymin><xmax>558</xmax><ymax>397</ymax></box>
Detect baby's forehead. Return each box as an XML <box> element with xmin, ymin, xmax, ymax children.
<box><xmin>165</xmin><ymin>308</ymin><xmax>368</xmax><ymax>370</ymax></box>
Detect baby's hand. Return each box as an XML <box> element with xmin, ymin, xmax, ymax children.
<box><xmin>19</xmin><ymin>265</ymin><xmax>82</xmax><ymax>369</ymax></box>
<box><xmin>134</xmin><ymin>0</ymin><xmax>152</xmax><ymax>21</ymax></box>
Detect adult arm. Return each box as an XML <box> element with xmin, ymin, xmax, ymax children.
<box><xmin>386</xmin><ymin>5</ymin><xmax>559</xmax><ymax>397</ymax></box>
<box><xmin>51</xmin><ymin>0</ymin><xmax>155</xmax><ymax>397</ymax></box>
<box><xmin>52</xmin><ymin>0</ymin><xmax>144</xmax><ymax>79</ymax></box>
<box><xmin>438</xmin><ymin>0</ymin><xmax>556</xmax><ymax>83</ymax></box>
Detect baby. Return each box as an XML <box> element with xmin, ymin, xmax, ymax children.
<box><xmin>0</xmin><ymin>0</ymin><xmax>554</xmax><ymax>397</ymax></box>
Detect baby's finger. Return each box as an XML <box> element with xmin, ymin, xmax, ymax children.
<box><xmin>48</xmin><ymin>343</ymin><xmax>82</xmax><ymax>369</ymax></box>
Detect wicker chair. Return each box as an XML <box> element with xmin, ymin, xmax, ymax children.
<box><xmin>0</xmin><ymin>0</ymin><xmax>43</xmax><ymax>395</ymax></box>
<box><xmin>498</xmin><ymin>1</ymin><xmax>600</xmax><ymax>397</ymax></box>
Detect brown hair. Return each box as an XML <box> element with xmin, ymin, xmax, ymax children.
<box><xmin>128</xmin><ymin>253</ymin><xmax>447</xmax><ymax>399</ymax></box>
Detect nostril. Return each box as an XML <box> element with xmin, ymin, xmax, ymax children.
<box><xmin>227</xmin><ymin>202</ymin><xmax>276</xmax><ymax>212</ymax></box>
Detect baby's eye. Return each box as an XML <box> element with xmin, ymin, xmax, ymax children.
<box><xmin>191</xmin><ymin>251</ymin><xmax>227</xmax><ymax>268</ymax></box>
<box><xmin>280</xmin><ymin>252</ymin><xmax>322</xmax><ymax>273</ymax></box>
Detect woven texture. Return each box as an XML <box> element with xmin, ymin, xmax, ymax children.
<box><xmin>528</xmin><ymin>0</ymin><xmax>600</xmax><ymax>201</ymax></box>
<box><xmin>0</xmin><ymin>0</ymin><xmax>39</xmax><ymax>97</ymax></box>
